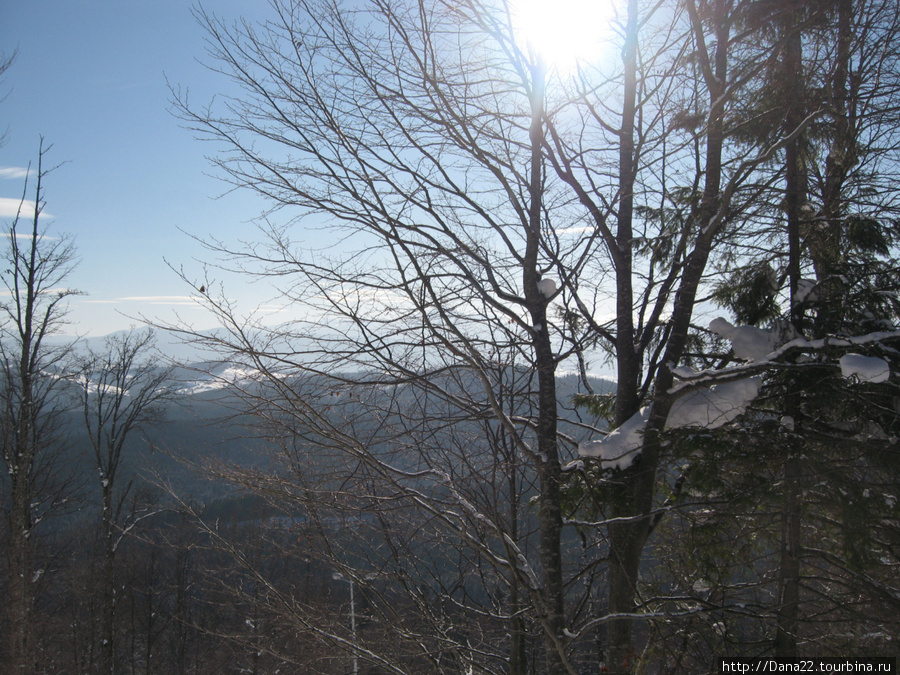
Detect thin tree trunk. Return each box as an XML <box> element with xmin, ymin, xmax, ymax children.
<box><xmin>8</xmin><ymin>483</ymin><xmax>34</xmax><ymax>673</ymax></box>
<box><xmin>614</xmin><ymin>0</ymin><xmax>640</xmax><ymax>427</ymax></box>
<box><xmin>525</xmin><ymin>58</ymin><xmax>569</xmax><ymax>675</ymax></box>
<box><xmin>607</xmin><ymin>2</ymin><xmax>728</xmax><ymax>669</ymax></box>
<box><xmin>776</xmin><ymin>10</ymin><xmax>806</xmax><ymax>657</ymax></box>
<box><xmin>509</xmin><ymin>450</ymin><xmax>527</xmax><ymax>675</ymax></box>
<box><xmin>775</xmin><ymin>456</ymin><xmax>802</xmax><ymax>657</ymax></box>
<box><xmin>606</xmin><ymin>1</ymin><xmax>641</xmax><ymax>669</ymax></box>
<box><xmin>101</xmin><ymin>488</ymin><xmax>116</xmax><ymax>674</ymax></box>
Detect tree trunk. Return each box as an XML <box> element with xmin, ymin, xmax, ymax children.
<box><xmin>614</xmin><ymin>0</ymin><xmax>640</xmax><ymax>427</ymax></box>
<box><xmin>508</xmin><ymin>449</ymin><xmax>527</xmax><ymax>675</ymax></box>
<box><xmin>8</xmin><ymin>317</ymin><xmax>37</xmax><ymax>675</ymax></box>
<box><xmin>526</xmin><ymin>58</ymin><xmax>568</xmax><ymax>674</ymax></box>
<box><xmin>606</xmin><ymin>2</ymin><xmax>641</xmax><ymax>669</ymax></box>
<box><xmin>8</xmin><ymin>482</ymin><xmax>34</xmax><ymax>674</ymax></box>
<box><xmin>776</xmin><ymin>9</ymin><xmax>806</xmax><ymax>657</ymax></box>
<box><xmin>101</xmin><ymin>488</ymin><xmax>116</xmax><ymax>674</ymax></box>
<box><xmin>606</xmin><ymin>2</ymin><xmax>729</xmax><ymax>669</ymax></box>
<box><xmin>775</xmin><ymin>456</ymin><xmax>802</xmax><ymax>657</ymax></box>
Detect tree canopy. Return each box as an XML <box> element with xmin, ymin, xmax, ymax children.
<box><xmin>163</xmin><ymin>0</ymin><xmax>900</xmax><ymax>670</ymax></box>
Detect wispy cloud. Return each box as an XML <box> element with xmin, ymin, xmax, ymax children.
<box><xmin>122</xmin><ymin>295</ymin><xmax>198</xmax><ymax>305</ymax></box>
<box><xmin>102</xmin><ymin>297</ymin><xmax>291</xmax><ymax>311</ymax></box>
<box><xmin>0</xmin><ymin>232</ymin><xmax>58</xmax><ymax>241</ymax></box>
<box><xmin>0</xmin><ymin>197</ymin><xmax>28</xmax><ymax>218</ymax></box>
<box><xmin>0</xmin><ymin>198</ymin><xmax>54</xmax><ymax>220</ymax></box>
<box><xmin>0</xmin><ymin>167</ymin><xmax>31</xmax><ymax>180</ymax></box>
<box><xmin>84</xmin><ymin>295</ymin><xmax>200</xmax><ymax>306</ymax></box>
<box><xmin>0</xmin><ymin>286</ymin><xmax>76</xmax><ymax>298</ymax></box>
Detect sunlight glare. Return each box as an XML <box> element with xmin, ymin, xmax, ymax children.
<box><xmin>512</xmin><ymin>0</ymin><xmax>618</xmax><ymax>71</ymax></box>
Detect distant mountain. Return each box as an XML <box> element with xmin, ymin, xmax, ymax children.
<box><xmin>41</xmin><ymin>327</ymin><xmax>618</xmax><ymax>507</ymax></box>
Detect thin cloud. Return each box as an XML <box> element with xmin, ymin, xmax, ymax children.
<box><xmin>83</xmin><ymin>295</ymin><xmax>200</xmax><ymax>307</ymax></box>
<box><xmin>0</xmin><ymin>232</ymin><xmax>58</xmax><ymax>241</ymax></box>
<box><xmin>0</xmin><ymin>167</ymin><xmax>31</xmax><ymax>180</ymax></box>
<box><xmin>0</xmin><ymin>286</ymin><xmax>77</xmax><ymax>298</ymax></box>
<box><xmin>121</xmin><ymin>295</ymin><xmax>197</xmax><ymax>303</ymax></box>
<box><xmin>0</xmin><ymin>198</ymin><xmax>54</xmax><ymax>220</ymax></box>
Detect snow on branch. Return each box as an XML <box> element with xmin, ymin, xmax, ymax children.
<box><xmin>537</xmin><ymin>277</ymin><xmax>557</xmax><ymax>299</ymax></box>
<box><xmin>576</xmin><ymin>324</ymin><xmax>900</xmax><ymax>470</ymax></box>
<box><xmin>577</xmin><ymin>377</ymin><xmax>762</xmax><ymax>469</ymax></box>
<box><xmin>839</xmin><ymin>353</ymin><xmax>891</xmax><ymax>383</ymax></box>
<box><xmin>709</xmin><ymin>317</ymin><xmax>781</xmax><ymax>362</ymax></box>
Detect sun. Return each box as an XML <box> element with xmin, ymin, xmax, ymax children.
<box><xmin>511</xmin><ymin>0</ymin><xmax>618</xmax><ymax>71</ymax></box>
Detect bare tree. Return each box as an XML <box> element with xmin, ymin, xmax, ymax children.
<box><xmin>168</xmin><ymin>0</ymin><xmax>899</xmax><ymax>671</ymax></box>
<box><xmin>0</xmin><ymin>139</ymin><xmax>79</xmax><ymax>672</ymax></box>
<box><xmin>169</xmin><ymin>0</ymin><xmax>613</xmax><ymax>669</ymax></box>
<box><xmin>73</xmin><ymin>328</ymin><xmax>176</xmax><ymax>673</ymax></box>
<box><xmin>0</xmin><ymin>49</ymin><xmax>18</xmax><ymax>148</ymax></box>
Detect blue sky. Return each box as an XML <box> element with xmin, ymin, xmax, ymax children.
<box><xmin>1</xmin><ymin>1</ymin><xmax>278</xmax><ymax>335</ymax></box>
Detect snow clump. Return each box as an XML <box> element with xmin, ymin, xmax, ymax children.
<box><xmin>578</xmin><ymin>377</ymin><xmax>762</xmax><ymax>469</ymax></box>
<box><xmin>709</xmin><ymin>317</ymin><xmax>781</xmax><ymax>362</ymax></box>
<box><xmin>794</xmin><ymin>279</ymin><xmax>818</xmax><ymax>304</ymax></box>
<box><xmin>839</xmin><ymin>353</ymin><xmax>890</xmax><ymax>383</ymax></box>
<box><xmin>666</xmin><ymin>377</ymin><xmax>762</xmax><ymax>429</ymax></box>
<box><xmin>537</xmin><ymin>278</ymin><xmax>557</xmax><ymax>298</ymax></box>
<box><xmin>578</xmin><ymin>408</ymin><xmax>650</xmax><ymax>471</ymax></box>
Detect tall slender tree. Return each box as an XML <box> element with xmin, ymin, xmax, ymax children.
<box><xmin>0</xmin><ymin>140</ymin><xmax>79</xmax><ymax>673</ymax></box>
<box><xmin>74</xmin><ymin>328</ymin><xmax>175</xmax><ymax>673</ymax></box>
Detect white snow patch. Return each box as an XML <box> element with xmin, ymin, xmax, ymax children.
<box><xmin>562</xmin><ymin>459</ymin><xmax>584</xmax><ymax>472</ymax></box>
<box><xmin>537</xmin><ymin>278</ymin><xmax>557</xmax><ymax>298</ymax></box>
<box><xmin>709</xmin><ymin>318</ymin><xmax>780</xmax><ymax>362</ymax></box>
<box><xmin>671</xmin><ymin>364</ymin><xmax>697</xmax><ymax>379</ymax></box>
<box><xmin>578</xmin><ymin>378</ymin><xmax>762</xmax><ymax>468</ymax></box>
<box><xmin>839</xmin><ymin>353</ymin><xmax>890</xmax><ymax>383</ymax></box>
<box><xmin>176</xmin><ymin>365</ymin><xmax>277</xmax><ymax>394</ymax></box>
<box><xmin>75</xmin><ymin>374</ymin><xmax>126</xmax><ymax>397</ymax></box>
<box><xmin>667</xmin><ymin>378</ymin><xmax>762</xmax><ymax>429</ymax></box>
<box><xmin>794</xmin><ymin>279</ymin><xmax>818</xmax><ymax>304</ymax></box>
<box><xmin>578</xmin><ymin>408</ymin><xmax>650</xmax><ymax>470</ymax></box>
